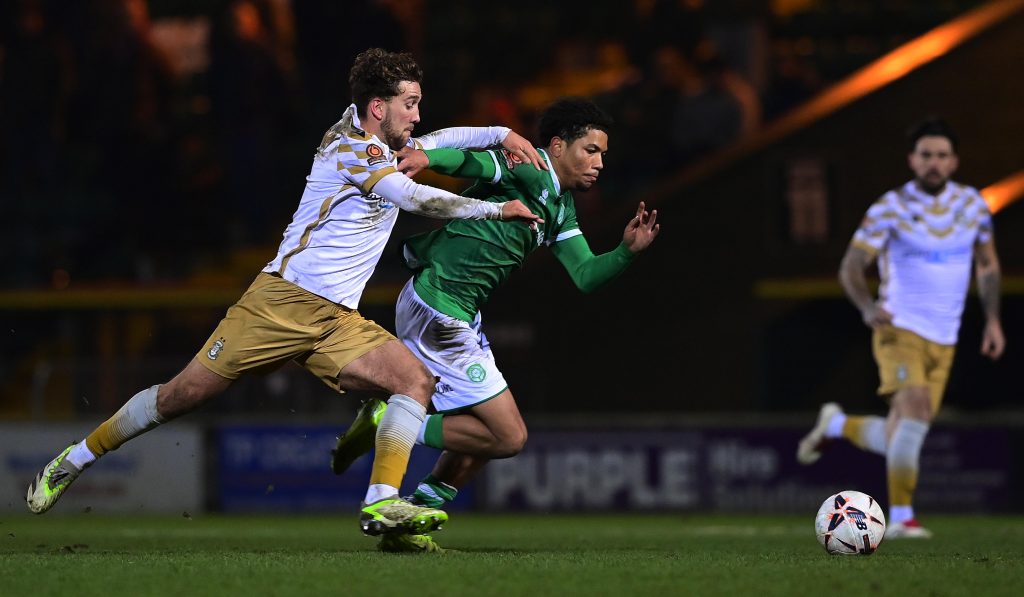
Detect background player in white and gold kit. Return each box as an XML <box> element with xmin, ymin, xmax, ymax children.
<box><xmin>26</xmin><ymin>48</ymin><xmax>543</xmax><ymax>539</ymax></box>
<box><xmin>798</xmin><ymin>118</ymin><xmax>1005</xmax><ymax>539</ymax></box>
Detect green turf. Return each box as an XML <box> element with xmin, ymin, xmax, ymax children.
<box><xmin>1</xmin><ymin>513</ymin><xmax>1021</xmax><ymax>596</ymax></box>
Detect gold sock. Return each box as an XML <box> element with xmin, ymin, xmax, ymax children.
<box><xmin>85</xmin><ymin>385</ymin><xmax>164</xmax><ymax>456</ymax></box>
<box><xmin>369</xmin><ymin>395</ymin><xmax>422</xmax><ymax>489</ymax></box>
<box><xmin>888</xmin><ymin>466</ymin><xmax>918</xmax><ymax>507</ymax></box>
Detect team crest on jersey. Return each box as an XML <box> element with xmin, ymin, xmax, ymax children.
<box><xmin>500</xmin><ymin>149</ymin><xmax>523</xmax><ymax>169</ymax></box>
<box><xmin>896</xmin><ymin>364</ymin><xmax>908</xmax><ymax>382</ymax></box>
<box><xmin>466</xmin><ymin>364</ymin><xmax>487</xmax><ymax>383</ymax></box>
<box><xmin>207</xmin><ymin>337</ymin><xmax>226</xmax><ymax>360</ymax></box>
<box><xmin>365</xmin><ymin>143</ymin><xmax>388</xmax><ymax>166</ymax></box>
<box><xmin>538</xmin><ymin>189</ymin><xmax>549</xmax><ymax>205</ymax></box>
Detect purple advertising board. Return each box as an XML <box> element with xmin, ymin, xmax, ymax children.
<box><xmin>478</xmin><ymin>427</ymin><xmax>1014</xmax><ymax>513</ymax></box>
<box><xmin>217</xmin><ymin>425</ymin><xmax>473</xmax><ymax>512</ymax></box>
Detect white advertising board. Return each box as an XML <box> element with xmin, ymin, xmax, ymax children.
<box><xmin>0</xmin><ymin>424</ymin><xmax>203</xmax><ymax>513</ymax></box>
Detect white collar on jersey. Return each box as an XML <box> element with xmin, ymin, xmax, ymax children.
<box><xmin>539</xmin><ymin>148</ymin><xmax>561</xmax><ymax>196</ymax></box>
<box><xmin>347</xmin><ymin>103</ymin><xmax>362</xmax><ymax>130</ymax></box>
<box><xmin>902</xmin><ymin>179</ymin><xmax>957</xmax><ymax>204</ymax></box>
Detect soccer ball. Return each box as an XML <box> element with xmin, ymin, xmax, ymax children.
<box><xmin>814</xmin><ymin>490</ymin><xmax>886</xmax><ymax>555</ymax></box>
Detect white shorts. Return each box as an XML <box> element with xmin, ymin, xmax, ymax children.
<box><xmin>395</xmin><ymin>279</ymin><xmax>508</xmax><ymax>413</ymax></box>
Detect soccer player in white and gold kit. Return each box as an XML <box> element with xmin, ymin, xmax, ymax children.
<box><xmin>798</xmin><ymin>119</ymin><xmax>1005</xmax><ymax>539</ymax></box>
<box><xmin>26</xmin><ymin>48</ymin><xmax>544</xmax><ymax>538</ymax></box>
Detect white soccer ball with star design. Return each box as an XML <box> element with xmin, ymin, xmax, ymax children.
<box><xmin>815</xmin><ymin>490</ymin><xmax>886</xmax><ymax>555</ymax></box>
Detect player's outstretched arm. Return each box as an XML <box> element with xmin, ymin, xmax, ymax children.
<box><xmin>371</xmin><ymin>172</ymin><xmax>541</xmax><ymax>225</ymax></box>
<box><xmin>413</xmin><ymin>128</ymin><xmax>546</xmax><ymax>172</ymax></box>
<box><xmin>551</xmin><ymin>203</ymin><xmax>659</xmax><ymax>295</ymax></box>
<box><xmin>396</xmin><ymin>147</ymin><xmax>496</xmax><ymax>180</ymax></box>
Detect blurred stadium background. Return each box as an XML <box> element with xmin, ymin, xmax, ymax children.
<box><xmin>1</xmin><ymin>0</ymin><xmax>1023</xmax><ymax>518</ymax></box>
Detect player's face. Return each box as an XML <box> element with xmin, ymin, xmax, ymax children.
<box><xmin>558</xmin><ymin>128</ymin><xmax>608</xmax><ymax>191</ymax></box>
<box><xmin>908</xmin><ymin>135</ymin><xmax>958</xmax><ymax>194</ymax></box>
<box><xmin>380</xmin><ymin>81</ymin><xmax>422</xmax><ymax>150</ymax></box>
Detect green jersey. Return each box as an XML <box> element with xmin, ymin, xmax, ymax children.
<box><xmin>406</xmin><ymin>148</ymin><xmax>580</xmax><ymax>320</ymax></box>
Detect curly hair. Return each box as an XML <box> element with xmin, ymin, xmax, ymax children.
<box><xmin>349</xmin><ymin>48</ymin><xmax>423</xmax><ymax>117</ymax></box>
<box><xmin>538</xmin><ymin>97</ymin><xmax>614</xmax><ymax>146</ymax></box>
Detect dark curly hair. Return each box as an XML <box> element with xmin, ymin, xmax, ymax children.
<box><xmin>538</xmin><ymin>98</ymin><xmax>613</xmax><ymax>146</ymax></box>
<box><xmin>349</xmin><ymin>48</ymin><xmax>423</xmax><ymax>117</ymax></box>
<box><xmin>907</xmin><ymin>117</ymin><xmax>959</xmax><ymax>153</ymax></box>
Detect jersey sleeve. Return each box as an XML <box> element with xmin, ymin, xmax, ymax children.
<box><xmin>553</xmin><ymin>197</ymin><xmax>581</xmax><ymax>242</ymax></box>
<box><xmin>412</xmin><ymin>126</ymin><xmax>510</xmax><ymax>150</ymax></box>
<box><xmin>372</xmin><ymin>172</ymin><xmax>503</xmax><ymax>220</ymax></box>
<box><xmin>425</xmin><ymin>148</ymin><xmax>497</xmax><ymax>181</ymax></box>
<box><xmin>551</xmin><ymin>235</ymin><xmax>635</xmax><ymax>294</ymax></box>
<box><xmin>972</xmin><ymin>189</ymin><xmax>994</xmax><ymax>245</ymax></box>
<box><xmin>851</xmin><ymin>195</ymin><xmax>896</xmax><ymax>255</ymax></box>
<box><xmin>336</xmin><ymin>138</ymin><xmax>398</xmax><ymax>193</ymax></box>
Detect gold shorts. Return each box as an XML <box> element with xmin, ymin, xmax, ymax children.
<box><xmin>195</xmin><ymin>273</ymin><xmax>394</xmax><ymax>391</ymax></box>
<box><xmin>872</xmin><ymin>324</ymin><xmax>955</xmax><ymax>411</ymax></box>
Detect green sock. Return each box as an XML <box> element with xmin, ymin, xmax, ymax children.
<box><xmin>423</xmin><ymin>413</ymin><xmax>445</xmax><ymax>449</ymax></box>
<box><xmin>410</xmin><ymin>474</ymin><xmax>458</xmax><ymax>508</ymax></box>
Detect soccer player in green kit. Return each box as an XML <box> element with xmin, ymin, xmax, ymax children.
<box><xmin>332</xmin><ymin>98</ymin><xmax>660</xmax><ymax>552</ymax></box>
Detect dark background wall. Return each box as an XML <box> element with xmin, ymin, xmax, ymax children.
<box><xmin>1</xmin><ymin>0</ymin><xmax>1020</xmax><ymax>420</ymax></box>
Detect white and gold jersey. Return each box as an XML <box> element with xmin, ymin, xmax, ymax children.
<box><xmin>263</xmin><ymin>105</ymin><xmax>508</xmax><ymax>308</ymax></box>
<box><xmin>852</xmin><ymin>180</ymin><xmax>993</xmax><ymax>344</ymax></box>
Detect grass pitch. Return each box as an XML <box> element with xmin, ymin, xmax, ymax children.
<box><xmin>1</xmin><ymin>513</ymin><xmax>1022</xmax><ymax>596</ymax></box>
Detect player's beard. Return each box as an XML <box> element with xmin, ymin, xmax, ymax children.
<box><xmin>380</xmin><ymin>113</ymin><xmax>409</xmax><ymax>150</ymax></box>
<box><xmin>916</xmin><ymin>171</ymin><xmax>948</xmax><ymax>195</ymax></box>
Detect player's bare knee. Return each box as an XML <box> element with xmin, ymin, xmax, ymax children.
<box><xmin>389</xmin><ymin>358</ymin><xmax>435</xmax><ymax>405</ymax></box>
<box><xmin>896</xmin><ymin>387</ymin><xmax>932</xmax><ymax>421</ymax></box>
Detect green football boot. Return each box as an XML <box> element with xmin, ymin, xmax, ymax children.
<box><xmin>378</xmin><ymin>533</ymin><xmax>446</xmax><ymax>554</ymax></box>
<box><xmin>26</xmin><ymin>444</ymin><xmax>82</xmax><ymax>514</ymax></box>
<box><xmin>359</xmin><ymin>496</ymin><xmax>448</xmax><ymax>536</ymax></box>
<box><xmin>330</xmin><ymin>397</ymin><xmax>387</xmax><ymax>475</ymax></box>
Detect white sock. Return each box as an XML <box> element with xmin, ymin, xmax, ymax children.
<box><xmin>365</xmin><ymin>483</ymin><xmax>399</xmax><ymax>504</ymax></box>
<box><xmin>858</xmin><ymin>417</ymin><xmax>888</xmax><ymax>455</ymax></box>
<box><xmin>416</xmin><ymin>419</ymin><xmax>428</xmax><ymax>445</ymax></box>
<box><xmin>824</xmin><ymin>413</ymin><xmax>847</xmax><ymax>438</ymax></box>
<box><xmin>890</xmin><ymin>505</ymin><xmax>915</xmax><ymax>525</ymax></box>
<box><xmin>887</xmin><ymin>418</ymin><xmax>929</xmax><ymax>471</ymax></box>
<box><xmin>66</xmin><ymin>442</ymin><xmax>97</xmax><ymax>469</ymax></box>
<box><xmin>887</xmin><ymin>418</ymin><xmax>929</xmax><ymax>525</ymax></box>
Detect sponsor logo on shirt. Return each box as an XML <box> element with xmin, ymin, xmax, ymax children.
<box><xmin>557</xmin><ymin>203</ymin><xmax>566</xmax><ymax>225</ymax></box>
<box><xmin>900</xmin><ymin>247</ymin><xmax>971</xmax><ymax>263</ymax></box>
<box><xmin>500</xmin><ymin>149</ymin><xmax>523</xmax><ymax>169</ymax></box>
<box><xmin>367</xmin><ymin>192</ymin><xmax>394</xmax><ymax>210</ymax></box>
<box><xmin>365</xmin><ymin>143</ymin><xmax>388</xmax><ymax>166</ymax></box>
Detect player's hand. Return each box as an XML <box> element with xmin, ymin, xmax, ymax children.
<box><xmin>861</xmin><ymin>303</ymin><xmax>893</xmax><ymax>329</ymax></box>
<box><xmin>622</xmin><ymin>201</ymin><xmax>660</xmax><ymax>253</ymax></box>
<box><xmin>501</xmin><ymin>131</ymin><xmax>547</xmax><ymax>171</ymax></box>
<box><xmin>396</xmin><ymin>147</ymin><xmax>428</xmax><ymax>178</ymax></box>
<box><xmin>981</xmin><ymin>318</ymin><xmax>1005</xmax><ymax>360</ymax></box>
<box><xmin>500</xmin><ymin>199</ymin><xmax>544</xmax><ymax>228</ymax></box>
